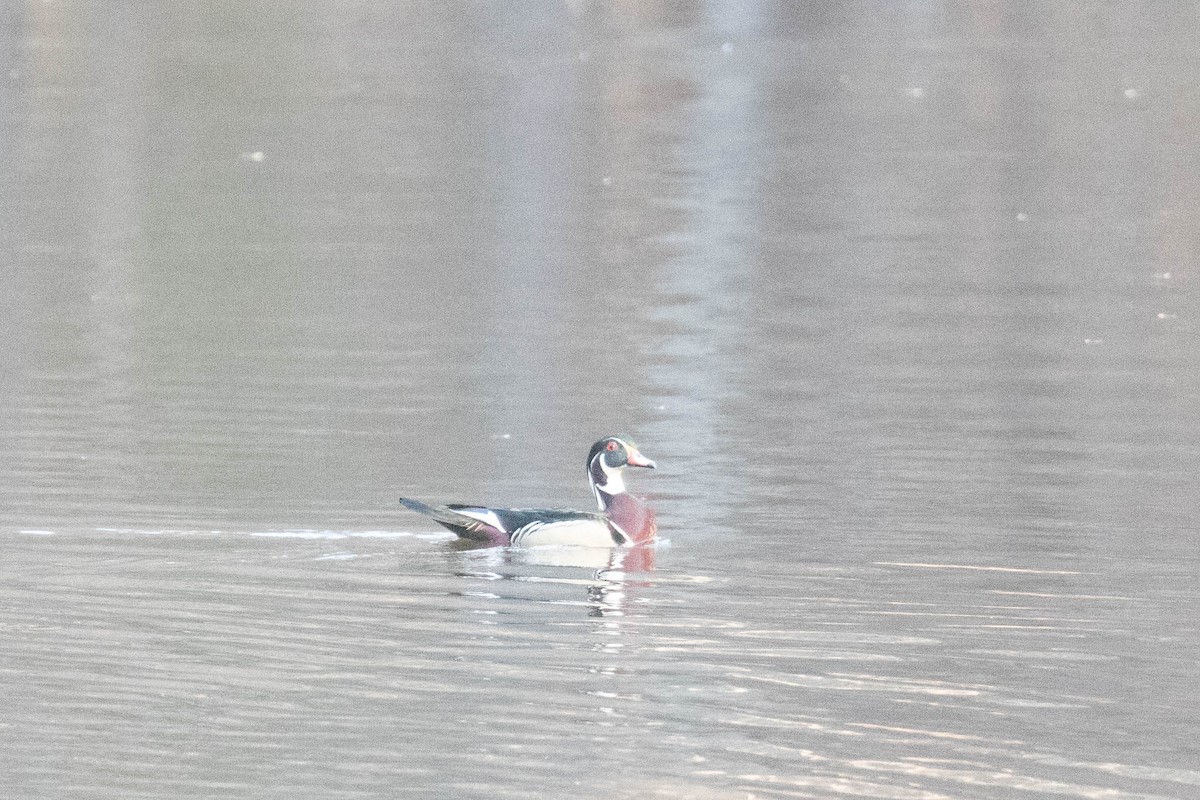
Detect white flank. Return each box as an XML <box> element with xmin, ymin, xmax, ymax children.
<box><xmin>511</xmin><ymin>519</ymin><xmax>616</xmax><ymax>547</ymax></box>
<box><xmin>454</xmin><ymin>508</ymin><xmax>507</xmax><ymax>532</ymax></box>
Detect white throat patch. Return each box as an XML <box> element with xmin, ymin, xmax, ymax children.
<box><xmin>599</xmin><ymin>460</ymin><xmax>626</xmax><ymax>494</ymax></box>
<box><xmin>590</xmin><ymin>453</ymin><xmax>626</xmax><ymax>509</ymax></box>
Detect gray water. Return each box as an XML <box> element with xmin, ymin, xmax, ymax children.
<box><xmin>2</xmin><ymin>3</ymin><xmax>1199</xmax><ymax>798</ymax></box>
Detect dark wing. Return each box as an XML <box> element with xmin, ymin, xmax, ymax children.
<box><xmin>400</xmin><ymin>497</ymin><xmax>605</xmax><ymax>544</ymax></box>
<box><xmin>399</xmin><ymin>497</ymin><xmax>507</xmax><ymax>542</ymax></box>
<box><xmin>446</xmin><ymin>505</ymin><xmax>603</xmax><ymax>534</ymax></box>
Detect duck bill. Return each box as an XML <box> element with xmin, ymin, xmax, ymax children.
<box><xmin>626</xmin><ymin>449</ymin><xmax>657</xmax><ymax>469</ymax></box>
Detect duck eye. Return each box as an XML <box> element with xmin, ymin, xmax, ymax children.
<box><xmin>605</xmin><ymin>441</ymin><xmax>619</xmax><ymax>452</ymax></box>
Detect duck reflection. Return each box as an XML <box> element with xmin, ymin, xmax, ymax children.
<box><xmin>452</xmin><ymin>539</ymin><xmax>656</xmax><ymax>616</ymax></box>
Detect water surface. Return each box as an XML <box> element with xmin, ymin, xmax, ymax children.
<box><xmin>2</xmin><ymin>2</ymin><xmax>1199</xmax><ymax>798</ymax></box>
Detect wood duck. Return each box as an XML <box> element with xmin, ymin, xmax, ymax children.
<box><xmin>398</xmin><ymin>436</ymin><xmax>657</xmax><ymax>547</ymax></box>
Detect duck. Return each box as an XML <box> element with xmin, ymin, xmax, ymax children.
<box><xmin>398</xmin><ymin>436</ymin><xmax>657</xmax><ymax>547</ymax></box>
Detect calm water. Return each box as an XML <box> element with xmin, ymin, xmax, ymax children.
<box><xmin>2</xmin><ymin>2</ymin><xmax>1199</xmax><ymax>798</ymax></box>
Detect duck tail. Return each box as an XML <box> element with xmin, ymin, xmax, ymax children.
<box><xmin>398</xmin><ymin>496</ymin><xmax>440</xmax><ymax>518</ymax></box>
<box><xmin>398</xmin><ymin>496</ymin><xmax>467</xmax><ymax>526</ymax></box>
<box><xmin>399</xmin><ymin>496</ymin><xmax>499</xmax><ymax>542</ymax></box>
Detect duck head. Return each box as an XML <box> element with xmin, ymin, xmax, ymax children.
<box><xmin>587</xmin><ymin>435</ymin><xmax>656</xmax><ymax>510</ymax></box>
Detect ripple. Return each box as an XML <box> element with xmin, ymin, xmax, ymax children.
<box><xmin>875</xmin><ymin>562</ymin><xmax>1090</xmax><ymax>575</ymax></box>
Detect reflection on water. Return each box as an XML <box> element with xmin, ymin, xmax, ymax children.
<box><xmin>3</xmin><ymin>1</ymin><xmax>1200</xmax><ymax>798</ymax></box>
<box><xmin>456</xmin><ymin>539</ymin><xmax>663</xmax><ymax>616</ymax></box>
